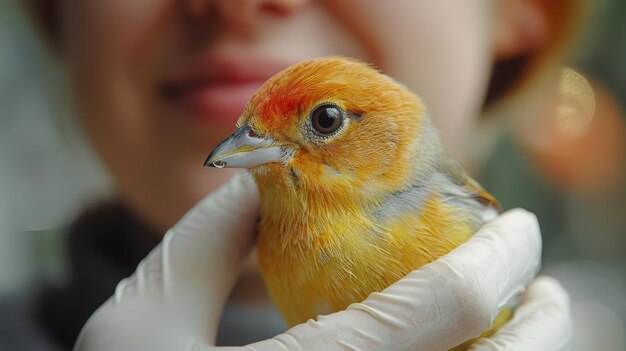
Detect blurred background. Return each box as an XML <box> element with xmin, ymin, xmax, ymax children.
<box><xmin>1</xmin><ymin>0</ymin><xmax>625</xmax><ymax>350</ymax></box>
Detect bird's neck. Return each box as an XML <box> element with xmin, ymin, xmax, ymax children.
<box><xmin>255</xmin><ymin>168</ymin><xmax>368</xmax><ymax>221</ymax></box>
<box><xmin>252</xmin><ymin>165</ymin><xmax>378</xmax><ymax>253</ymax></box>
<box><xmin>252</xmin><ymin>160</ymin><xmax>437</xmax><ymax>258</ymax></box>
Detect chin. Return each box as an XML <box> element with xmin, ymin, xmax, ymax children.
<box><xmin>247</xmin><ymin>162</ymin><xmax>287</xmax><ymax>179</ymax></box>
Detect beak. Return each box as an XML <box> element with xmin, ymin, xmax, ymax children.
<box><xmin>204</xmin><ymin>125</ymin><xmax>287</xmax><ymax>169</ymax></box>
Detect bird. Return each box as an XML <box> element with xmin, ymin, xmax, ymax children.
<box><xmin>205</xmin><ymin>56</ymin><xmax>507</xmax><ymax>346</ymax></box>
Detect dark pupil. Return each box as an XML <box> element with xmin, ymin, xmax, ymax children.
<box><xmin>313</xmin><ymin>106</ymin><xmax>342</xmax><ymax>134</ymax></box>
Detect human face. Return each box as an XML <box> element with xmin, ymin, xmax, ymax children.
<box><xmin>61</xmin><ymin>0</ymin><xmax>494</xmax><ymax>231</ymax></box>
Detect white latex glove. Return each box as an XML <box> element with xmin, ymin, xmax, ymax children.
<box><xmin>74</xmin><ymin>172</ymin><xmax>573</xmax><ymax>351</ymax></box>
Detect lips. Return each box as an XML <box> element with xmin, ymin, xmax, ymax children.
<box><xmin>161</xmin><ymin>55</ymin><xmax>290</xmax><ymax>124</ymax></box>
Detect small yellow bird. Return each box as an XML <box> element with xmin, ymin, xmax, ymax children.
<box><xmin>205</xmin><ymin>57</ymin><xmax>507</xmax><ymax>348</ymax></box>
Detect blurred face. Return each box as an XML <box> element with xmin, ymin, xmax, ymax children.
<box><xmin>61</xmin><ymin>0</ymin><xmax>496</xmax><ymax>231</ymax></box>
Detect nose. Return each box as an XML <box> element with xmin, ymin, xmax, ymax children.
<box><xmin>185</xmin><ymin>0</ymin><xmax>308</xmax><ymax>27</ymax></box>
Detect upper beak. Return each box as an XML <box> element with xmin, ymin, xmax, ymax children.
<box><xmin>204</xmin><ymin>125</ymin><xmax>287</xmax><ymax>169</ymax></box>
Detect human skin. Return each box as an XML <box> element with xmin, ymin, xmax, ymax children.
<box><xmin>57</xmin><ymin>0</ymin><xmax>548</xmax><ymax>232</ymax></box>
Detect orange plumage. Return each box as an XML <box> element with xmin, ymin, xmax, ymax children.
<box><xmin>206</xmin><ymin>57</ymin><xmax>506</xmax><ymax>348</ymax></box>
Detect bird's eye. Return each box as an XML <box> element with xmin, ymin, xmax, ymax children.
<box><xmin>310</xmin><ymin>104</ymin><xmax>344</xmax><ymax>135</ymax></box>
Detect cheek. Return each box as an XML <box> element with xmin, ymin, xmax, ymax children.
<box><xmin>63</xmin><ymin>0</ymin><xmax>172</xmax><ymax>125</ymax></box>
<box><xmin>60</xmin><ymin>0</ymin><xmax>222</xmax><ymax>230</ymax></box>
<box><xmin>323</xmin><ymin>0</ymin><xmax>495</xmax><ymax>160</ymax></box>
<box><xmin>318</xmin><ymin>130</ymin><xmax>396</xmax><ymax>178</ymax></box>
<box><xmin>64</xmin><ymin>1</ymin><xmax>162</xmax><ymax>56</ymax></box>
<box><xmin>62</xmin><ymin>0</ymin><xmax>165</xmax><ymax>143</ymax></box>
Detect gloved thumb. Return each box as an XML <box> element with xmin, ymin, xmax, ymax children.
<box><xmin>159</xmin><ymin>171</ymin><xmax>260</xmax><ymax>322</ymax></box>
<box><xmin>75</xmin><ymin>171</ymin><xmax>260</xmax><ymax>350</ymax></box>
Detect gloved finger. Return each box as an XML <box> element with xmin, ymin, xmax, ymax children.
<box><xmin>234</xmin><ymin>208</ymin><xmax>541</xmax><ymax>351</ymax></box>
<box><xmin>164</xmin><ymin>170</ymin><xmax>259</xmax><ymax>297</ymax></box>
<box><xmin>468</xmin><ymin>276</ymin><xmax>573</xmax><ymax>351</ymax></box>
<box><xmin>75</xmin><ymin>171</ymin><xmax>260</xmax><ymax>350</ymax></box>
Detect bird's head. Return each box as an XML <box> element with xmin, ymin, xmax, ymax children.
<box><xmin>205</xmin><ymin>57</ymin><xmax>438</xmax><ymax>197</ymax></box>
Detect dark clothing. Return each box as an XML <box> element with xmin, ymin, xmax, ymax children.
<box><xmin>0</xmin><ymin>293</ymin><xmax>61</xmax><ymax>351</ymax></box>
<box><xmin>1</xmin><ymin>201</ymin><xmax>285</xmax><ymax>350</ymax></box>
<box><xmin>39</xmin><ymin>202</ymin><xmax>161</xmax><ymax>348</ymax></box>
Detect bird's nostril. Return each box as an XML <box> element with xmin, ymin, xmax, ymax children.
<box><xmin>212</xmin><ymin>160</ymin><xmax>227</xmax><ymax>168</ymax></box>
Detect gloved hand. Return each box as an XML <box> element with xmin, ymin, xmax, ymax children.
<box><xmin>74</xmin><ymin>172</ymin><xmax>573</xmax><ymax>351</ymax></box>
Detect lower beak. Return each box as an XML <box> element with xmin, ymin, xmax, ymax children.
<box><xmin>204</xmin><ymin>125</ymin><xmax>287</xmax><ymax>169</ymax></box>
